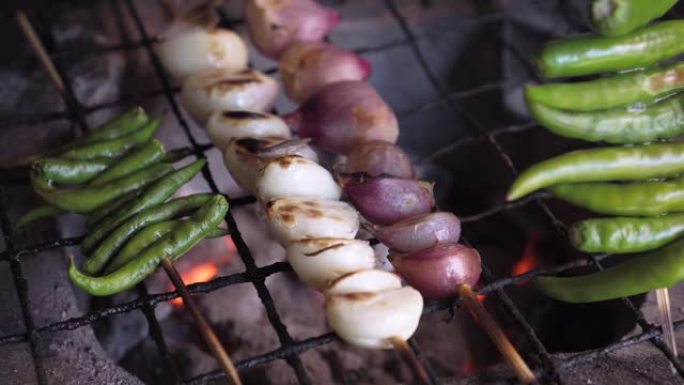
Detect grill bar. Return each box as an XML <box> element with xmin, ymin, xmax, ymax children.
<box><xmin>0</xmin><ymin>1</ymin><xmax>682</xmax><ymax>384</ymax></box>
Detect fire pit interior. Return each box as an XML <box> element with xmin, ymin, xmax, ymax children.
<box><xmin>1</xmin><ymin>0</ymin><xmax>684</xmax><ymax>384</ymax></box>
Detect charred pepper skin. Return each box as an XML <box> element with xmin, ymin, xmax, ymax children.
<box><xmin>69</xmin><ymin>195</ymin><xmax>228</xmax><ymax>296</ymax></box>
<box><xmin>534</xmin><ymin>238</ymin><xmax>684</xmax><ymax>303</ymax></box>
<box><xmin>89</xmin><ymin>140</ymin><xmax>166</xmax><ymax>186</ymax></box>
<box><xmin>549</xmin><ymin>178</ymin><xmax>684</xmax><ymax>216</ymax></box>
<box><xmin>31</xmin><ymin>163</ymin><xmax>174</xmax><ymax>214</ymax></box>
<box><xmin>61</xmin><ymin>117</ymin><xmax>160</xmax><ymax>160</ymax></box>
<box><xmin>80</xmin><ymin>193</ymin><xmax>216</xmax><ymax>276</ymax></box>
<box><xmin>570</xmin><ymin>214</ymin><xmax>684</xmax><ymax>253</ymax></box>
<box><xmin>81</xmin><ymin>159</ymin><xmax>206</xmax><ymax>257</ymax></box>
<box><xmin>592</xmin><ymin>0</ymin><xmax>678</xmax><ymax>37</ymax></box>
<box><xmin>525</xmin><ymin>62</ymin><xmax>684</xmax><ymax>111</ymax></box>
<box><xmin>103</xmin><ymin>220</ymin><xmax>229</xmax><ymax>274</ymax></box>
<box><xmin>527</xmin><ymin>95</ymin><xmax>684</xmax><ymax>144</ymax></box>
<box><xmin>538</xmin><ymin>20</ymin><xmax>684</xmax><ymax>78</ymax></box>
<box><xmin>506</xmin><ymin>142</ymin><xmax>684</xmax><ymax>201</ymax></box>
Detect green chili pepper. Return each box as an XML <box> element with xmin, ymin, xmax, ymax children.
<box><xmin>534</xmin><ymin>238</ymin><xmax>684</xmax><ymax>303</ymax></box>
<box><xmin>81</xmin><ymin>159</ymin><xmax>206</xmax><ymax>255</ymax></box>
<box><xmin>81</xmin><ymin>193</ymin><xmax>215</xmax><ymax>275</ymax></box>
<box><xmin>527</xmin><ymin>95</ymin><xmax>684</xmax><ymax>144</ymax></box>
<box><xmin>31</xmin><ymin>163</ymin><xmax>174</xmax><ymax>213</ymax></box>
<box><xmin>103</xmin><ymin>220</ymin><xmax>229</xmax><ymax>274</ymax></box>
<box><xmin>86</xmin><ymin>189</ymin><xmax>143</xmax><ymax>228</ymax></box>
<box><xmin>538</xmin><ymin>20</ymin><xmax>684</xmax><ymax>78</ymax></box>
<box><xmin>73</xmin><ymin>107</ymin><xmax>149</xmax><ymax>146</ymax></box>
<box><xmin>89</xmin><ymin>140</ymin><xmax>166</xmax><ymax>187</ymax></box>
<box><xmin>592</xmin><ymin>0</ymin><xmax>678</xmax><ymax>37</ymax></box>
<box><xmin>548</xmin><ymin>178</ymin><xmax>684</xmax><ymax>216</ymax></box>
<box><xmin>526</xmin><ymin>62</ymin><xmax>684</xmax><ymax>111</ymax></box>
<box><xmin>15</xmin><ymin>205</ymin><xmax>66</xmax><ymax>228</ymax></box>
<box><xmin>31</xmin><ymin>157</ymin><xmax>113</xmax><ymax>185</ymax></box>
<box><xmin>69</xmin><ymin>195</ymin><xmax>228</xmax><ymax>296</ymax></box>
<box><xmin>570</xmin><ymin>214</ymin><xmax>684</xmax><ymax>253</ymax></box>
<box><xmin>507</xmin><ymin>142</ymin><xmax>684</xmax><ymax>201</ymax></box>
<box><xmin>61</xmin><ymin>117</ymin><xmax>160</xmax><ymax>160</ymax></box>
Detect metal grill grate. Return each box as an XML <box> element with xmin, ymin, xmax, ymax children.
<box><xmin>1</xmin><ymin>1</ymin><xmax>683</xmax><ymax>384</ymax></box>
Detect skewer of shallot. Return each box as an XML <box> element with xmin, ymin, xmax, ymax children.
<box><xmin>244</xmin><ymin>0</ymin><xmax>340</xmax><ymax>59</ymax></box>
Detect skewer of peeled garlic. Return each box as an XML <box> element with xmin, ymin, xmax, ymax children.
<box><xmin>286</xmin><ymin>238</ymin><xmax>375</xmax><ymax>290</ymax></box>
<box><xmin>255</xmin><ymin>155</ymin><xmax>341</xmax><ymax>201</ymax></box>
<box><xmin>223</xmin><ymin>137</ymin><xmax>318</xmax><ymax>194</ymax></box>
<box><xmin>207</xmin><ymin>111</ymin><xmax>291</xmax><ymax>150</ymax></box>
<box><xmin>181</xmin><ymin>68</ymin><xmax>278</xmax><ymax>123</ymax></box>
<box><xmin>325</xmin><ymin>269</ymin><xmax>423</xmax><ymax>349</ymax></box>
<box><xmin>265</xmin><ymin>197</ymin><xmax>359</xmax><ymax>244</ymax></box>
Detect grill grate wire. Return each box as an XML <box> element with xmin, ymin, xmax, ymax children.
<box><xmin>0</xmin><ymin>1</ymin><xmax>682</xmax><ymax>384</ymax></box>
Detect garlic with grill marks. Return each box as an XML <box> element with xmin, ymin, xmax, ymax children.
<box><xmin>286</xmin><ymin>238</ymin><xmax>375</xmax><ymax>290</ymax></box>
<box><xmin>265</xmin><ymin>197</ymin><xmax>359</xmax><ymax>243</ymax></box>
<box><xmin>223</xmin><ymin>137</ymin><xmax>317</xmax><ymax>193</ymax></box>
<box><xmin>256</xmin><ymin>155</ymin><xmax>341</xmax><ymax>200</ymax></box>
<box><xmin>181</xmin><ymin>68</ymin><xmax>278</xmax><ymax>123</ymax></box>
<box><xmin>207</xmin><ymin>111</ymin><xmax>291</xmax><ymax>150</ymax></box>
<box><xmin>325</xmin><ymin>270</ymin><xmax>424</xmax><ymax>349</ymax></box>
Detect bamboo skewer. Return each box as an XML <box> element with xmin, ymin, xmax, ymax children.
<box><xmin>161</xmin><ymin>259</ymin><xmax>242</xmax><ymax>385</ymax></box>
<box><xmin>17</xmin><ymin>10</ymin><xmax>242</xmax><ymax>385</ymax></box>
<box><xmin>457</xmin><ymin>284</ymin><xmax>536</xmax><ymax>384</ymax></box>
<box><xmin>388</xmin><ymin>336</ymin><xmax>431</xmax><ymax>385</ymax></box>
<box><xmin>656</xmin><ymin>287</ymin><xmax>678</xmax><ymax>374</ymax></box>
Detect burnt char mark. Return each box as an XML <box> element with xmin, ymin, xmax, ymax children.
<box><xmin>223</xmin><ymin>110</ymin><xmax>268</xmax><ymax>119</ymax></box>
<box><xmin>236</xmin><ymin>137</ymin><xmax>267</xmax><ymax>153</ymax></box>
<box><xmin>304</xmin><ymin>243</ymin><xmax>346</xmax><ymax>257</ymax></box>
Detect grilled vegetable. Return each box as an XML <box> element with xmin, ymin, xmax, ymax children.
<box><xmin>61</xmin><ymin>118</ymin><xmax>159</xmax><ymax>160</ymax></box>
<box><xmin>345</xmin><ymin>140</ymin><xmax>415</xmax><ymax>179</ymax></box>
<box><xmin>592</xmin><ymin>0</ymin><xmax>678</xmax><ymax>36</ymax></box>
<box><xmin>255</xmin><ymin>155</ymin><xmax>341</xmax><ymax>201</ymax></box>
<box><xmin>526</xmin><ymin>62</ymin><xmax>684</xmax><ymax>111</ymax></box>
<box><xmin>325</xmin><ymin>269</ymin><xmax>423</xmax><ymax>349</ymax></box>
<box><xmin>570</xmin><ymin>214</ymin><xmax>684</xmax><ymax>253</ymax></box>
<box><xmin>527</xmin><ymin>95</ymin><xmax>684</xmax><ymax>144</ymax></box>
<box><xmin>534</xmin><ymin>238</ymin><xmax>684</xmax><ymax>303</ymax></box>
<box><xmin>206</xmin><ymin>111</ymin><xmax>291</xmax><ymax>150</ymax></box>
<box><xmin>32</xmin><ymin>157</ymin><xmax>113</xmax><ymax>185</ymax></box>
<box><xmin>372</xmin><ymin>212</ymin><xmax>461</xmax><ymax>253</ymax></box>
<box><xmin>69</xmin><ymin>195</ymin><xmax>228</xmax><ymax>296</ymax></box>
<box><xmin>506</xmin><ymin>142</ymin><xmax>684</xmax><ymax>201</ymax></box>
<box><xmin>89</xmin><ymin>140</ymin><xmax>166</xmax><ymax>186</ymax></box>
<box><xmin>537</xmin><ymin>20</ymin><xmax>684</xmax><ymax>78</ymax></box>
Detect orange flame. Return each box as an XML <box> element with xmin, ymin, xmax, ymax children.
<box><xmin>476</xmin><ymin>293</ymin><xmax>486</xmax><ymax>303</ymax></box>
<box><xmin>461</xmin><ymin>359</ymin><xmax>478</xmax><ymax>375</ymax></box>
<box><xmin>511</xmin><ymin>235</ymin><xmax>540</xmax><ymax>285</ymax></box>
<box><xmin>171</xmin><ymin>262</ymin><xmax>219</xmax><ymax>308</ymax></box>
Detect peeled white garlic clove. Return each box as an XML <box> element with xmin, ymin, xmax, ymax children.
<box><xmin>325</xmin><ymin>270</ymin><xmax>423</xmax><ymax>349</ymax></box>
<box><xmin>255</xmin><ymin>155</ymin><xmax>341</xmax><ymax>201</ymax></box>
<box><xmin>265</xmin><ymin>197</ymin><xmax>359</xmax><ymax>243</ymax></box>
<box><xmin>223</xmin><ymin>137</ymin><xmax>318</xmax><ymax>193</ymax></box>
<box><xmin>326</xmin><ymin>269</ymin><xmax>402</xmax><ymax>294</ymax></box>
<box><xmin>286</xmin><ymin>238</ymin><xmax>375</xmax><ymax>291</ymax></box>
<box><xmin>207</xmin><ymin>111</ymin><xmax>291</xmax><ymax>150</ymax></box>
<box><xmin>156</xmin><ymin>29</ymin><xmax>249</xmax><ymax>80</ymax></box>
<box><xmin>181</xmin><ymin>68</ymin><xmax>278</xmax><ymax>123</ymax></box>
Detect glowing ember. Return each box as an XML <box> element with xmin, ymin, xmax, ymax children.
<box><xmin>511</xmin><ymin>235</ymin><xmax>540</xmax><ymax>285</ymax></box>
<box><xmin>461</xmin><ymin>359</ymin><xmax>478</xmax><ymax>375</ymax></box>
<box><xmin>171</xmin><ymin>262</ymin><xmax>219</xmax><ymax>308</ymax></box>
<box><xmin>476</xmin><ymin>293</ymin><xmax>486</xmax><ymax>303</ymax></box>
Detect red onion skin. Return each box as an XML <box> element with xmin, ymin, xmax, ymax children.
<box><xmin>345</xmin><ymin>140</ymin><xmax>415</xmax><ymax>179</ymax></box>
<box><xmin>245</xmin><ymin>0</ymin><xmax>340</xmax><ymax>59</ymax></box>
<box><xmin>391</xmin><ymin>244</ymin><xmax>481</xmax><ymax>300</ymax></box>
<box><xmin>280</xmin><ymin>42</ymin><xmax>372</xmax><ymax>103</ymax></box>
<box><xmin>374</xmin><ymin>212</ymin><xmax>461</xmax><ymax>253</ymax></box>
<box><xmin>283</xmin><ymin>81</ymin><xmax>399</xmax><ymax>155</ymax></box>
<box><xmin>342</xmin><ymin>174</ymin><xmax>435</xmax><ymax>225</ymax></box>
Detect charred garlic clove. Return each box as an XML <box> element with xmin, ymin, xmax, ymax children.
<box><xmin>256</xmin><ymin>155</ymin><xmax>341</xmax><ymax>200</ymax></box>
<box><xmin>265</xmin><ymin>197</ymin><xmax>359</xmax><ymax>243</ymax></box>
<box><xmin>325</xmin><ymin>270</ymin><xmax>424</xmax><ymax>349</ymax></box>
<box><xmin>207</xmin><ymin>111</ymin><xmax>291</xmax><ymax>150</ymax></box>
<box><xmin>286</xmin><ymin>238</ymin><xmax>375</xmax><ymax>291</ymax></box>
<box><xmin>181</xmin><ymin>68</ymin><xmax>278</xmax><ymax>123</ymax></box>
<box><xmin>223</xmin><ymin>137</ymin><xmax>318</xmax><ymax>194</ymax></box>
